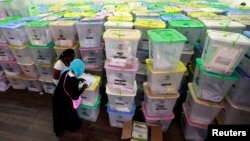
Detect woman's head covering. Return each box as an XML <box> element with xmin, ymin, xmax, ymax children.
<box><xmin>59</xmin><ymin>49</ymin><xmax>75</xmax><ymax>59</ymax></box>
<box><xmin>69</xmin><ymin>59</ymin><xmax>85</xmax><ymax>77</ymax></box>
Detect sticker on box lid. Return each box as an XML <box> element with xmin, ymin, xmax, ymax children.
<box><xmin>209</xmin><ymin>46</ymin><xmax>243</xmax><ymax>71</ymax></box>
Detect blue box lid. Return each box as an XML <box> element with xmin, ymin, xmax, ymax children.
<box><xmin>107</xmin><ymin>104</ymin><xmax>136</xmax><ymax>116</ymax></box>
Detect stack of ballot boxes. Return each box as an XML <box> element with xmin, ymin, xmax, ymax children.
<box><xmin>182</xmin><ymin>30</ymin><xmax>250</xmax><ymax>140</ymax></box>
<box><xmin>142</xmin><ymin>29</ymin><xmax>187</xmax><ymax>132</ymax></box>
<box><xmin>103</xmin><ymin>29</ymin><xmax>141</xmax><ymax>128</ymax></box>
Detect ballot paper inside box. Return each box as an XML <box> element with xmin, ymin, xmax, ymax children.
<box><xmin>103</xmin><ymin>29</ymin><xmax>141</xmax><ymax>68</ymax></box>
<box><xmin>106</xmin><ymin>81</ymin><xmax>137</xmax><ymax>113</ymax></box>
<box><xmin>79</xmin><ymin>74</ymin><xmax>101</xmax><ymax>107</ymax></box>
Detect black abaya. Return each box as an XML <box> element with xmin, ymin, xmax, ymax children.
<box><xmin>52</xmin><ymin>70</ymin><xmax>84</xmax><ymax>136</ymax></box>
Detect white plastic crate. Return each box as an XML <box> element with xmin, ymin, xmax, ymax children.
<box><xmin>8</xmin><ymin>44</ymin><xmax>34</xmax><ymax>64</ymax></box>
<box><xmin>54</xmin><ymin>43</ymin><xmax>81</xmax><ymax>59</ymax></box>
<box><xmin>185</xmin><ymin>83</ymin><xmax>224</xmax><ymax>124</ymax></box>
<box><xmin>0</xmin><ymin>43</ymin><xmax>15</xmax><ymax>61</ymax></box>
<box><xmin>105</xmin><ymin>60</ymin><xmax>138</xmax><ymax>92</ymax></box>
<box><xmin>6</xmin><ymin>75</ymin><xmax>26</xmax><ymax>90</ymax></box>
<box><xmin>25</xmin><ymin>21</ymin><xmax>53</xmax><ymax>46</ymax></box>
<box><xmin>22</xmin><ymin>76</ymin><xmax>43</xmax><ymax>92</ymax></box>
<box><xmin>103</xmin><ymin>29</ymin><xmax>141</xmax><ymax>68</ymax></box>
<box><xmin>29</xmin><ymin>42</ymin><xmax>56</xmax><ymax>65</ymax></box>
<box><xmin>104</xmin><ymin>21</ymin><xmax>134</xmax><ymax>31</ymax></box>
<box><xmin>39</xmin><ymin>77</ymin><xmax>55</xmax><ymax>94</ymax></box>
<box><xmin>0</xmin><ymin>60</ymin><xmax>22</xmax><ymax>76</ymax></box>
<box><xmin>181</xmin><ymin>104</ymin><xmax>208</xmax><ymax>141</ymax></box>
<box><xmin>168</xmin><ymin>20</ymin><xmax>204</xmax><ymax>51</ymax></box>
<box><xmin>148</xmin><ymin>29</ymin><xmax>187</xmax><ymax>71</ymax></box>
<box><xmin>199</xmin><ymin>20</ymin><xmax>246</xmax><ymax>48</ymax></box>
<box><xmin>193</xmin><ymin>58</ymin><xmax>239</xmax><ymax>102</ymax></box>
<box><xmin>228</xmin><ymin>68</ymin><xmax>250</xmax><ymax>107</ymax></box>
<box><xmin>17</xmin><ymin>61</ymin><xmax>40</xmax><ymax>78</ymax></box>
<box><xmin>49</xmin><ymin>21</ymin><xmax>77</xmax><ymax>47</ymax></box>
<box><xmin>35</xmin><ymin>62</ymin><xmax>54</xmax><ymax>80</ymax></box>
<box><xmin>107</xmin><ymin>105</ymin><xmax>135</xmax><ymax>128</ymax></box>
<box><xmin>146</xmin><ymin>59</ymin><xmax>186</xmax><ymax>94</ymax></box>
<box><xmin>2</xmin><ymin>22</ymin><xmax>28</xmax><ymax>46</ymax></box>
<box><xmin>201</xmin><ymin>30</ymin><xmax>250</xmax><ymax>75</ymax></box>
<box><xmin>218</xmin><ymin>96</ymin><xmax>250</xmax><ymax>124</ymax></box>
<box><xmin>106</xmin><ymin>81</ymin><xmax>137</xmax><ymax>113</ymax></box>
<box><xmin>143</xmin><ymin>82</ymin><xmax>179</xmax><ymax>116</ymax></box>
<box><xmin>142</xmin><ymin>101</ymin><xmax>174</xmax><ymax>133</ymax></box>
<box><xmin>77</xmin><ymin>94</ymin><xmax>101</xmax><ymax>122</ymax></box>
<box><xmin>79</xmin><ymin>74</ymin><xmax>100</xmax><ymax>107</ymax></box>
<box><xmin>0</xmin><ymin>74</ymin><xmax>11</xmax><ymax>92</ymax></box>
<box><xmin>76</xmin><ymin>21</ymin><xmax>104</xmax><ymax>47</ymax></box>
<box><xmin>79</xmin><ymin>44</ymin><xmax>104</xmax><ymax>69</ymax></box>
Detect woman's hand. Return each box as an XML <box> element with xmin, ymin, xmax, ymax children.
<box><xmin>79</xmin><ymin>83</ymin><xmax>88</xmax><ymax>93</ymax></box>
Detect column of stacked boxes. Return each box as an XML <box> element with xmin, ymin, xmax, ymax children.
<box><xmin>217</xmin><ymin>31</ymin><xmax>250</xmax><ymax>125</ymax></box>
<box><xmin>75</xmin><ymin>17</ymin><xmax>104</xmax><ymax>122</ymax></box>
<box><xmin>0</xmin><ymin>35</ymin><xmax>12</xmax><ymax>91</ymax></box>
<box><xmin>133</xmin><ymin>18</ymin><xmax>166</xmax><ymax>105</ymax></box>
<box><xmin>103</xmin><ymin>29</ymin><xmax>141</xmax><ymax>128</ymax></box>
<box><xmin>1</xmin><ymin>18</ymin><xmax>30</xmax><ymax>90</ymax></box>
<box><xmin>48</xmin><ymin>20</ymin><xmax>80</xmax><ymax>94</ymax></box>
<box><xmin>77</xmin><ymin>15</ymin><xmax>105</xmax><ymax>83</ymax></box>
<box><xmin>182</xmin><ymin>29</ymin><xmax>250</xmax><ymax>140</ymax></box>
<box><xmin>141</xmin><ymin>29</ymin><xmax>187</xmax><ymax>132</ymax></box>
<box><xmin>24</xmin><ymin>20</ymin><xmax>56</xmax><ymax>93</ymax></box>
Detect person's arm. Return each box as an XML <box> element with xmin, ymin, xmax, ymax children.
<box><xmin>64</xmin><ymin>76</ymin><xmax>86</xmax><ymax>100</ymax></box>
<box><xmin>53</xmin><ymin>69</ymin><xmax>61</xmax><ymax>81</ymax></box>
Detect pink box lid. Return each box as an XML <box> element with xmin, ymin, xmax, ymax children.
<box><xmin>104</xmin><ymin>58</ymin><xmax>139</xmax><ymax>72</ymax></box>
<box><xmin>182</xmin><ymin>103</ymin><xmax>208</xmax><ymax>129</ymax></box>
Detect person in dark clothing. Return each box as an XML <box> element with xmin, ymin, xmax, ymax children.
<box><xmin>52</xmin><ymin>59</ymin><xmax>88</xmax><ymax>137</ymax></box>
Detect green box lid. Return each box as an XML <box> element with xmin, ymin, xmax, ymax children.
<box><xmin>25</xmin><ymin>21</ymin><xmax>50</xmax><ymax>27</ymax></box>
<box><xmin>168</xmin><ymin>19</ymin><xmax>205</xmax><ymax>28</ymax></box>
<box><xmin>28</xmin><ymin>41</ymin><xmax>54</xmax><ymax>49</ymax></box>
<box><xmin>147</xmin><ymin>29</ymin><xmax>187</xmax><ymax>43</ymax></box>
<box><xmin>80</xmin><ymin>94</ymin><xmax>101</xmax><ymax>109</ymax></box>
<box><xmin>196</xmin><ymin>58</ymin><xmax>239</xmax><ymax>80</ymax></box>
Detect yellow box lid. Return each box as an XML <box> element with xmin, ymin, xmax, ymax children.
<box><xmin>22</xmin><ymin>75</ymin><xmax>39</xmax><ymax>80</ymax></box>
<box><xmin>164</xmin><ymin>6</ymin><xmax>181</xmax><ymax>13</ymax></box>
<box><xmin>54</xmin><ymin>42</ymin><xmax>79</xmax><ymax>49</ymax></box>
<box><xmin>134</xmin><ymin>20</ymin><xmax>166</xmax><ymax>28</ymax></box>
<box><xmin>143</xmin><ymin>82</ymin><xmax>179</xmax><ymax>99</ymax></box>
<box><xmin>64</xmin><ymin>12</ymin><xmax>82</xmax><ymax>18</ymax></box>
<box><xmin>49</xmin><ymin>20</ymin><xmax>76</xmax><ymax>26</ymax></box>
<box><xmin>146</xmin><ymin>59</ymin><xmax>186</xmax><ymax>74</ymax></box>
<box><xmin>85</xmin><ymin>75</ymin><xmax>101</xmax><ymax>91</ymax></box>
<box><xmin>8</xmin><ymin>44</ymin><xmax>28</xmax><ymax>50</ymax></box>
<box><xmin>103</xmin><ymin>29</ymin><xmax>141</xmax><ymax>40</ymax></box>
<box><xmin>115</xmin><ymin>7</ymin><xmax>131</xmax><ymax>13</ymax></box>
<box><xmin>188</xmin><ymin>83</ymin><xmax>225</xmax><ymax>108</ymax></box>
<box><xmin>108</xmin><ymin>16</ymin><xmax>133</xmax><ymax>22</ymax></box>
<box><xmin>188</xmin><ymin>12</ymin><xmax>217</xmax><ymax>19</ymax></box>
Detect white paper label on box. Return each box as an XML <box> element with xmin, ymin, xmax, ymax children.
<box><xmin>210</xmin><ymin>46</ymin><xmax>242</xmax><ymax>70</ymax></box>
<box><xmin>84</xmin><ymin>37</ymin><xmax>95</xmax><ymax>47</ymax></box>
